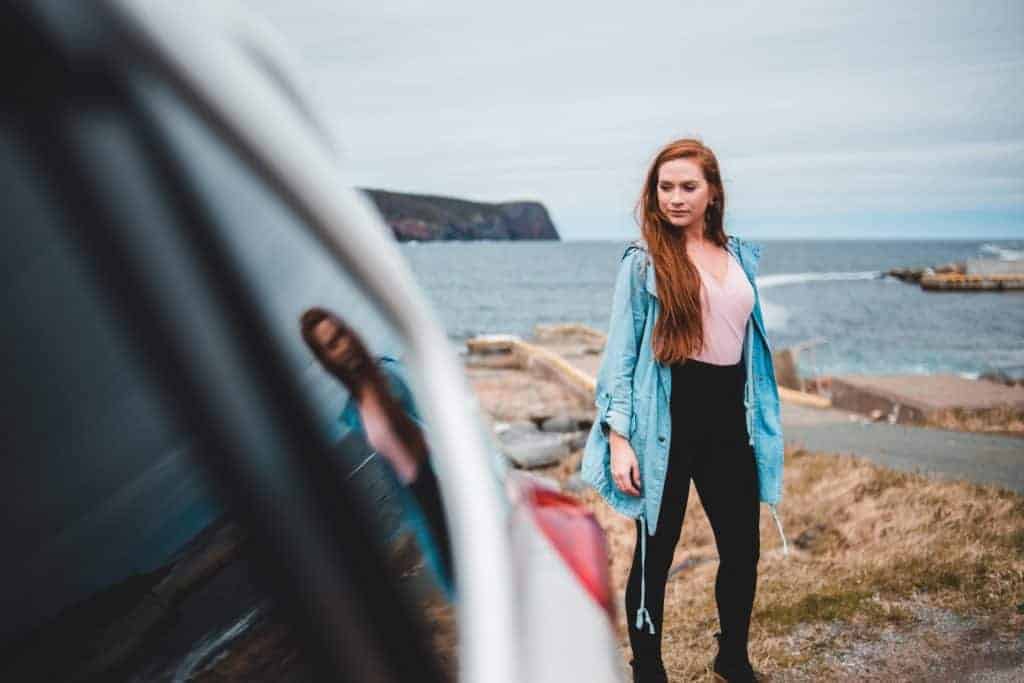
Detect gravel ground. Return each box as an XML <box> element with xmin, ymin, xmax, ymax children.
<box><xmin>776</xmin><ymin>603</ymin><xmax>1024</xmax><ymax>682</ymax></box>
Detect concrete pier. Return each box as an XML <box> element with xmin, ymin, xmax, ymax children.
<box><xmin>828</xmin><ymin>374</ymin><xmax>1024</xmax><ymax>425</ymax></box>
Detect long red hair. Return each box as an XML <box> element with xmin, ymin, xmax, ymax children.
<box><xmin>637</xmin><ymin>138</ymin><xmax>728</xmax><ymax>365</ymax></box>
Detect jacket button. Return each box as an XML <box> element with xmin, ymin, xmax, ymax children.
<box><xmin>658</xmin><ymin>436</ymin><xmax>665</xmax><ymax>443</ymax></box>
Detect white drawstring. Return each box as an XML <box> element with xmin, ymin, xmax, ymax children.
<box><xmin>769</xmin><ymin>503</ymin><xmax>788</xmax><ymax>557</ymax></box>
<box><xmin>635</xmin><ymin>514</ymin><xmax>656</xmax><ymax>634</ymax></box>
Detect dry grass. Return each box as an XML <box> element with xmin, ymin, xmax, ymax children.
<box><xmin>543</xmin><ymin>446</ymin><xmax>1024</xmax><ymax>680</ymax></box>
<box><xmin>928</xmin><ymin>405</ymin><xmax>1024</xmax><ymax>435</ymax></box>
<box><xmin>465</xmin><ymin>362</ymin><xmax>1024</xmax><ymax>679</ymax></box>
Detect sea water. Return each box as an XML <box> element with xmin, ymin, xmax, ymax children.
<box><xmin>403</xmin><ymin>239</ymin><xmax>1024</xmax><ymax>378</ymax></box>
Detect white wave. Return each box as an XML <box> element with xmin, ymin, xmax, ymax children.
<box><xmin>756</xmin><ymin>271</ymin><xmax>881</xmax><ymax>289</ymax></box>
<box><xmin>979</xmin><ymin>243</ymin><xmax>1024</xmax><ymax>261</ymax></box>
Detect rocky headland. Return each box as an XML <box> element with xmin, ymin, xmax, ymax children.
<box><xmin>361</xmin><ymin>188</ymin><xmax>560</xmax><ymax>242</ymax></box>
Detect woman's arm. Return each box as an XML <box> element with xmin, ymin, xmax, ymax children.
<box><xmin>596</xmin><ymin>247</ymin><xmax>646</xmax><ymax>439</ymax></box>
<box><xmin>595</xmin><ymin>247</ymin><xmax>647</xmax><ymax>496</ymax></box>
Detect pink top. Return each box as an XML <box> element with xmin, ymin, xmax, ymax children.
<box><xmin>690</xmin><ymin>251</ymin><xmax>755</xmax><ymax>366</ymax></box>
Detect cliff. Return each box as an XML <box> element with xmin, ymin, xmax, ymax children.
<box><xmin>361</xmin><ymin>188</ymin><xmax>560</xmax><ymax>241</ymax></box>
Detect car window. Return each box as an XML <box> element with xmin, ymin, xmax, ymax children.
<box><xmin>0</xmin><ymin>77</ymin><xmax>455</xmax><ymax>683</ymax></box>
<box><xmin>135</xmin><ymin>79</ymin><xmax>458</xmax><ymax>679</ymax></box>
<box><xmin>0</xmin><ymin>118</ymin><xmax>229</xmax><ymax>681</ymax></box>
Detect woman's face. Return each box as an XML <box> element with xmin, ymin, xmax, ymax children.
<box><xmin>656</xmin><ymin>157</ymin><xmax>714</xmax><ymax>230</ymax></box>
<box><xmin>310</xmin><ymin>315</ymin><xmax>367</xmax><ymax>376</ymax></box>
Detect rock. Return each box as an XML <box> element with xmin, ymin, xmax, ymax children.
<box><xmin>496</xmin><ymin>422</ymin><xmax>576</xmax><ymax>469</ymax></box>
<box><xmin>794</xmin><ymin>523</ymin><xmax>845</xmax><ymax>553</ymax></box>
<box><xmin>886</xmin><ymin>267</ymin><xmax>924</xmax><ymax>283</ymax></box>
<box><xmin>496</xmin><ymin>421</ymin><xmax>541</xmax><ymax>438</ymax></box>
<box><xmin>466</xmin><ymin>334</ymin><xmax>520</xmax><ymax>354</ymax></box>
<box><xmin>563</xmin><ymin>472</ymin><xmax>588</xmax><ymax>494</ymax></box>
<box><xmin>980</xmin><ymin>370</ymin><xmax>1024</xmax><ymax>387</ymax></box>
<box><xmin>540</xmin><ymin>415</ymin><xmax>585</xmax><ymax>433</ymax></box>
<box><xmin>502</xmin><ymin>438</ymin><xmax>572</xmax><ymax>469</ymax></box>
<box><xmin>934</xmin><ymin>261</ymin><xmax>965</xmax><ymax>274</ymax></box>
<box><xmin>794</xmin><ymin>524</ymin><xmax>825</xmax><ymax>550</ymax></box>
<box><xmin>567</xmin><ymin>431</ymin><xmax>588</xmax><ymax>451</ymax></box>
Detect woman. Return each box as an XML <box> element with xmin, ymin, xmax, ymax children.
<box><xmin>580</xmin><ymin>139</ymin><xmax>785</xmax><ymax>683</ymax></box>
<box><xmin>300</xmin><ymin>307</ymin><xmax>455</xmax><ymax>596</ymax></box>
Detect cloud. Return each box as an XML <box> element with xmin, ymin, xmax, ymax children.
<box><xmin>244</xmin><ymin>0</ymin><xmax>1023</xmax><ymax>238</ymax></box>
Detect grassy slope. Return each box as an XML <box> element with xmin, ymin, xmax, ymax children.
<box><xmin>545</xmin><ymin>446</ymin><xmax>1024</xmax><ymax>680</ymax></box>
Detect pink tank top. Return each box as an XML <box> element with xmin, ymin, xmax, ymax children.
<box><xmin>690</xmin><ymin>251</ymin><xmax>755</xmax><ymax>366</ymax></box>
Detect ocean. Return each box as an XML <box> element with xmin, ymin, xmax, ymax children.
<box><xmin>403</xmin><ymin>239</ymin><xmax>1024</xmax><ymax>379</ymax></box>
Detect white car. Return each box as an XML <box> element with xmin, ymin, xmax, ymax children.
<box><xmin>0</xmin><ymin>1</ymin><xmax>623</xmax><ymax>681</ymax></box>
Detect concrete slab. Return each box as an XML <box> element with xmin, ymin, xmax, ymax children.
<box><xmin>829</xmin><ymin>374</ymin><xmax>1024</xmax><ymax>424</ymax></box>
<box><xmin>833</xmin><ymin>374</ymin><xmax>1024</xmax><ymax>411</ymax></box>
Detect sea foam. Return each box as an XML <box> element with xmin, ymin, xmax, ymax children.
<box><xmin>979</xmin><ymin>243</ymin><xmax>1024</xmax><ymax>261</ymax></box>
<box><xmin>756</xmin><ymin>271</ymin><xmax>882</xmax><ymax>290</ymax></box>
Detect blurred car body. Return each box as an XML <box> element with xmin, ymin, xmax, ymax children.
<box><xmin>0</xmin><ymin>1</ymin><xmax>623</xmax><ymax>681</ymax></box>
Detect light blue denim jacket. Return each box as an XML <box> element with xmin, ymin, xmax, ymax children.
<box><xmin>337</xmin><ymin>357</ymin><xmax>455</xmax><ymax>600</ymax></box>
<box><xmin>580</xmin><ymin>235</ymin><xmax>785</xmax><ymax>633</ymax></box>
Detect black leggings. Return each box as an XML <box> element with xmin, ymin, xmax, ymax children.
<box><xmin>625</xmin><ymin>357</ymin><xmax>760</xmax><ymax>668</ymax></box>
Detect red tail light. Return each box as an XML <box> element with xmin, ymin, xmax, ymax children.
<box><xmin>523</xmin><ymin>484</ymin><xmax>613</xmax><ymax>616</ymax></box>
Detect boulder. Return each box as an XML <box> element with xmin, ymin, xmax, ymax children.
<box><xmin>567</xmin><ymin>431</ymin><xmax>589</xmax><ymax>451</ymax></box>
<box><xmin>496</xmin><ymin>422</ymin><xmax>576</xmax><ymax>469</ymax></box>
<box><xmin>540</xmin><ymin>415</ymin><xmax>587</xmax><ymax>433</ymax></box>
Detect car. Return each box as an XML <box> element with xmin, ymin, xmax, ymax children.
<box><xmin>0</xmin><ymin>1</ymin><xmax>623</xmax><ymax>681</ymax></box>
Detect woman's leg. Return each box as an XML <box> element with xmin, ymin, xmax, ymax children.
<box><xmin>691</xmin><ymin>395</ymin><xmax>760</xmax><ymax>668</ymax></box>
<box><xmin>624</xmin><ymin>436</ymin><xmax>692</xmax><ymax>675</ymax></box>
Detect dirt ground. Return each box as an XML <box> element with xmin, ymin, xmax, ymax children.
<box><xmin>467</xmin><ymin>363</ymin><xmax>1024</xmax><ymax>682</ymax></box>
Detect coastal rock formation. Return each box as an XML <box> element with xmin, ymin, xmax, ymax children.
<box><xmin>361</xmin><ymin>188</ymin><xmax>560</xmax><ymax>241</ymax></box>
<box><xmin>887</xmin><ymin>262</ymin><xmax>965</xmax><ymax>283</ymax></box>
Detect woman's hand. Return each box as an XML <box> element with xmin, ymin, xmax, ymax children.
<box><xmin>609</xmin><ymin>430</ymin><xmax>642</xmax><ymax>496</ymax></box>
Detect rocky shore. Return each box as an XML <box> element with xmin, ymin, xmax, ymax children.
<box><xmin>887</xmin><ymin>257</ymin><xmax>1024</xmax><ymax>291</ymax></box>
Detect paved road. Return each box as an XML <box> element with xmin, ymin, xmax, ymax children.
<box><xmin>781</xmin><ymin>403</ymin><xmax>1024</xmax><ymax>494</ymax></box>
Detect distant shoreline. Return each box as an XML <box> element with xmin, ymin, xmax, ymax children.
<box><xmin>362</xmin><ymin>187</ymin><xmax>561</xmax><ymax>242</ymax></box>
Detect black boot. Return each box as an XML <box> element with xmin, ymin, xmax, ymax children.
<box><xmin>711</xmin><ymin>632</ymin><xmax>758</xmax><ymax>683</ymax></box>
<box><xmin>629</xmin><ymin>657</ymin><xmax>668</xmax><ymax>683</ymax></box>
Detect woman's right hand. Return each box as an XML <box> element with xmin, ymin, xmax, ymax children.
<box><xmin>609</xmin><ymin>430</ymin><xmax>642</xmax><ymax>496</ymax></box>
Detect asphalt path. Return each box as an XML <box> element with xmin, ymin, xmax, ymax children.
<box><xmin>781</xmin><ymin>403</ymin><xmax>1024</xmax><ymax>494</ymax></box>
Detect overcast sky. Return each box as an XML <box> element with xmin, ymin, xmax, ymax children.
<box><xmin>247</xmin><ymin>0</ymin><xmax>1022</xmax><ymax>239</ymax></box>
